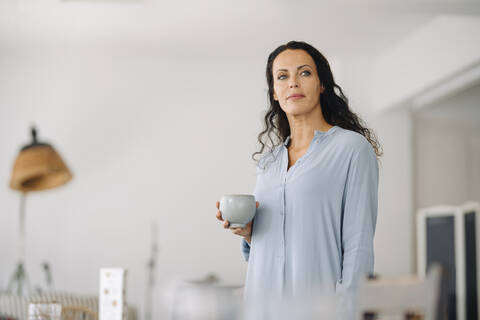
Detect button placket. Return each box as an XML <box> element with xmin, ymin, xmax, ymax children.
<box><xmin>280</xmin><ymin>148</ymin><xmax>288</xmax><ymax>261</ymax></box>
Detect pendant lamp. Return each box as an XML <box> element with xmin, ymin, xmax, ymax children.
<box><xmin>7</xmin><ymin>126</ymin><xmax>72</xmax><ymax>295</ymax></box>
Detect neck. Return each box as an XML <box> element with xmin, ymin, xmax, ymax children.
<box><xmin>287</xmin><ymin>104</ymin><xmax>332</xmax><ymax>150</ymax></box>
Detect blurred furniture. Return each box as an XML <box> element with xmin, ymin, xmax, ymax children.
<box><xmin>62</xmin><ymin>305</ymin><xmax>98</xmax><ymax>320</ymax></box>
<box><xmin>355</xmin><ymin>264</ymin><xmax>445</xmax><ymax>320</ymax></box>
<box><xmin>417</xmin><ymin>202</ymin><xmax>480</xmax><ymax>320</ymax></box>
<box><xmin>168</xmin><ymin>274</ymin><xmax>244</xmax><ymax>320</ymax></box>
<box><xmin>27</xmin><ymin>301</ymin><xmax>61</xmax><ymax>320</ymax></box>
<box><xmin>7</xmin><ymin>126</ymin><xmax>72</xmax><ymax>295</ymax></box>
<box><xmin>145</xmin><ymin>222</ymin><xmax>158</xmax><ymax>320</ymax></box>
<box><xmin>0</xmin><ymin>292</ymin><xmax>137</xmax><ymax>320</ymax></box>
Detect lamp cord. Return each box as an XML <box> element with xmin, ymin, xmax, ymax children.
<box><xmin>6</xmin><ymin>193</ymin><xmax>32</xmax><ymax>296</ymax></box>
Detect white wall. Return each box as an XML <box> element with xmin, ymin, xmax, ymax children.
<box><xmin>370</xmin><ymin>109</ymin><xmax>415</xmax><ymax>275</ymax></box>
<box><xmin>0</xmin><ymin>47</ymin><xmax>268</xmax><ymax>317</ymax></box>
<box><xmin>372</xmin><ymin>15</ymin><xmax>480</xmax><ymax>112</ymax></box>
<box><xmin>413</xmin><ymin>83</ymin><xmax>480</xmax><ymax>210</ymax></box>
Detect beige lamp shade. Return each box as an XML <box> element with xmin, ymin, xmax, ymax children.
<box><xmin>9</xmin><ymin>128</ymin><xmax>72</xmax><ymax>192</ymax></box>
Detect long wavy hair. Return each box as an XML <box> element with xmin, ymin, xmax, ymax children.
<box><xmin>252</xmin><ymin>40</ymin><xmax>383</xmax><ymax>165</ymax></box>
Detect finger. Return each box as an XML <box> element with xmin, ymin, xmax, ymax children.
<box><xmin>223</xmin><ymin>220</ymin><xmax>230</xmax><ymax>229</ymax></box>
<box><xmin>231</xmin><ymin>228</ymin><xmax>244</xmax><ymax>235</ymax></box>
<box><xmin>216</xmin><ymin>201</ymin><xmax>220</xmax><ymax>209</ymax></box>
<box><xmin>256</xmin><ymin>201</ymin><xmax>259</xmax><ymax>208</ymax></box>
<box><xmin>216</xmin><ymin>211</ymin><xmax>223</xmax><ymax>221</ymax></box>
<box><xmin>233</xmin><ymin>226</ymin><xmax>245</xmax><ymax>233</ymax></box>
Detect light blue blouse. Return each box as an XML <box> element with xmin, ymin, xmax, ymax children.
<box><xmin>241</xmin><ymin>125</ymin><xmax>379</xmax><ymax>310</ymax></box>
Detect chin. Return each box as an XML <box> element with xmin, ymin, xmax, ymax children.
<box><xmin>283</xmin><ymin>104</ymin><xmax>314</xmax><ymax>116</ymax></box>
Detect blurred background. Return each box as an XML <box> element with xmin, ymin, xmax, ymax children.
<box><xmin>0</xmin><ymin>0</ymin><xmax>479</xmax><ymax>318</ymax></box>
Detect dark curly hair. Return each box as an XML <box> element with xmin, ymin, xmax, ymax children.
<box><xmin>252</xmin><ymin>40</ymin><xmax>383</xmax><ymax>165</ymax></box>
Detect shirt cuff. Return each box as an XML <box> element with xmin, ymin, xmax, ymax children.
<box><xmin>241</xmin><ymin>238</ymin><xmax>250</xmax><ymax>261</ymax></box>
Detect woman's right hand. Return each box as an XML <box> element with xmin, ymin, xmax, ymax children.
<box><xmin>216</xmin><ymin>201</ymin><xmax>259</xmax><ymax>244</ymax></box>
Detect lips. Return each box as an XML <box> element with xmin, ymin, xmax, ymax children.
<box><xmin>288</xmin><ymin>94</ymin><xmax>305</xmax><ymax>100</ymax></box>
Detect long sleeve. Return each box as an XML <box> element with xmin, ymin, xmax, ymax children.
<box><xmin>336</xmin><ymin>142</ymin><xmax>379</xmax><ymax>312</ymax></box>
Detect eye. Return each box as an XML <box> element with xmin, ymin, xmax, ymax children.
<box><xmin>301</xmin><ymin>70</ymin><xmax>311</xmax><ymax>76</ymax></box>
<box><xmin>277</xmin><ymin>74</ymin><xmax>287</xmax><ymax>80</ymax></box>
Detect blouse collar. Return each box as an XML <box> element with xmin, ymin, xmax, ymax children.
<box><xmin>283</xmin><ymin>125</ymin><xmax>339</xmax><ymax>147</ymax></box>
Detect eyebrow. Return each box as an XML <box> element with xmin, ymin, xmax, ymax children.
<box><xmin>275</xmin><ymin>64</ymin><xmax>312</xmax><ymax>74</ymax></box>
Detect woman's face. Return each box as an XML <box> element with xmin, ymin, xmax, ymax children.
<box><xmin>272</xmin><ymin>49</ymin><xmax>324</xmax><ymax>116</ymax></box>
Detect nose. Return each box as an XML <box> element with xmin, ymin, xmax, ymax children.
<box><xmin>288</xmin><ymin>75</ymin><xmax>299</xmax><ymax>88</ymax></box>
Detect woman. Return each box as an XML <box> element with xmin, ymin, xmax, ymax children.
<box><xmin>216</xmin><ymin>41</ymin><xmax>382</xmax><ymax>309</ymax></box>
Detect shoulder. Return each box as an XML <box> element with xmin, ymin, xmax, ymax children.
<box><xmin>332</xmin><ymin>126</ymin><xmax>374</xmax><ymax>157</ymax></box>
<box><xmin>331</xmin><ymin>128</ymin><xmax>379</xmax><ymax>180</ymax></box>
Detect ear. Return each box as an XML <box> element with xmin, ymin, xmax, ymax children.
<box><xmin>320</xmin><ymin>84</ymin><xmax>325</xmax><ymax>94</ymax></box>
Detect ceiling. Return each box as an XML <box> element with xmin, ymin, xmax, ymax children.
<box><xmin>414</xmin><ymin>81</ymin><xmax>480</xmax><ymax>128</ymax></box>
<box><xmin>3</xmin><ymin>0</ymin><xmax>478</xmax><ymax>60</ymax></box>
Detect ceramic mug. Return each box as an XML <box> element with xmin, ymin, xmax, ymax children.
<box><xmin>219</xmin><ymin>194</ymin><xmax>256</xmax><ymax>228</ymax></box>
